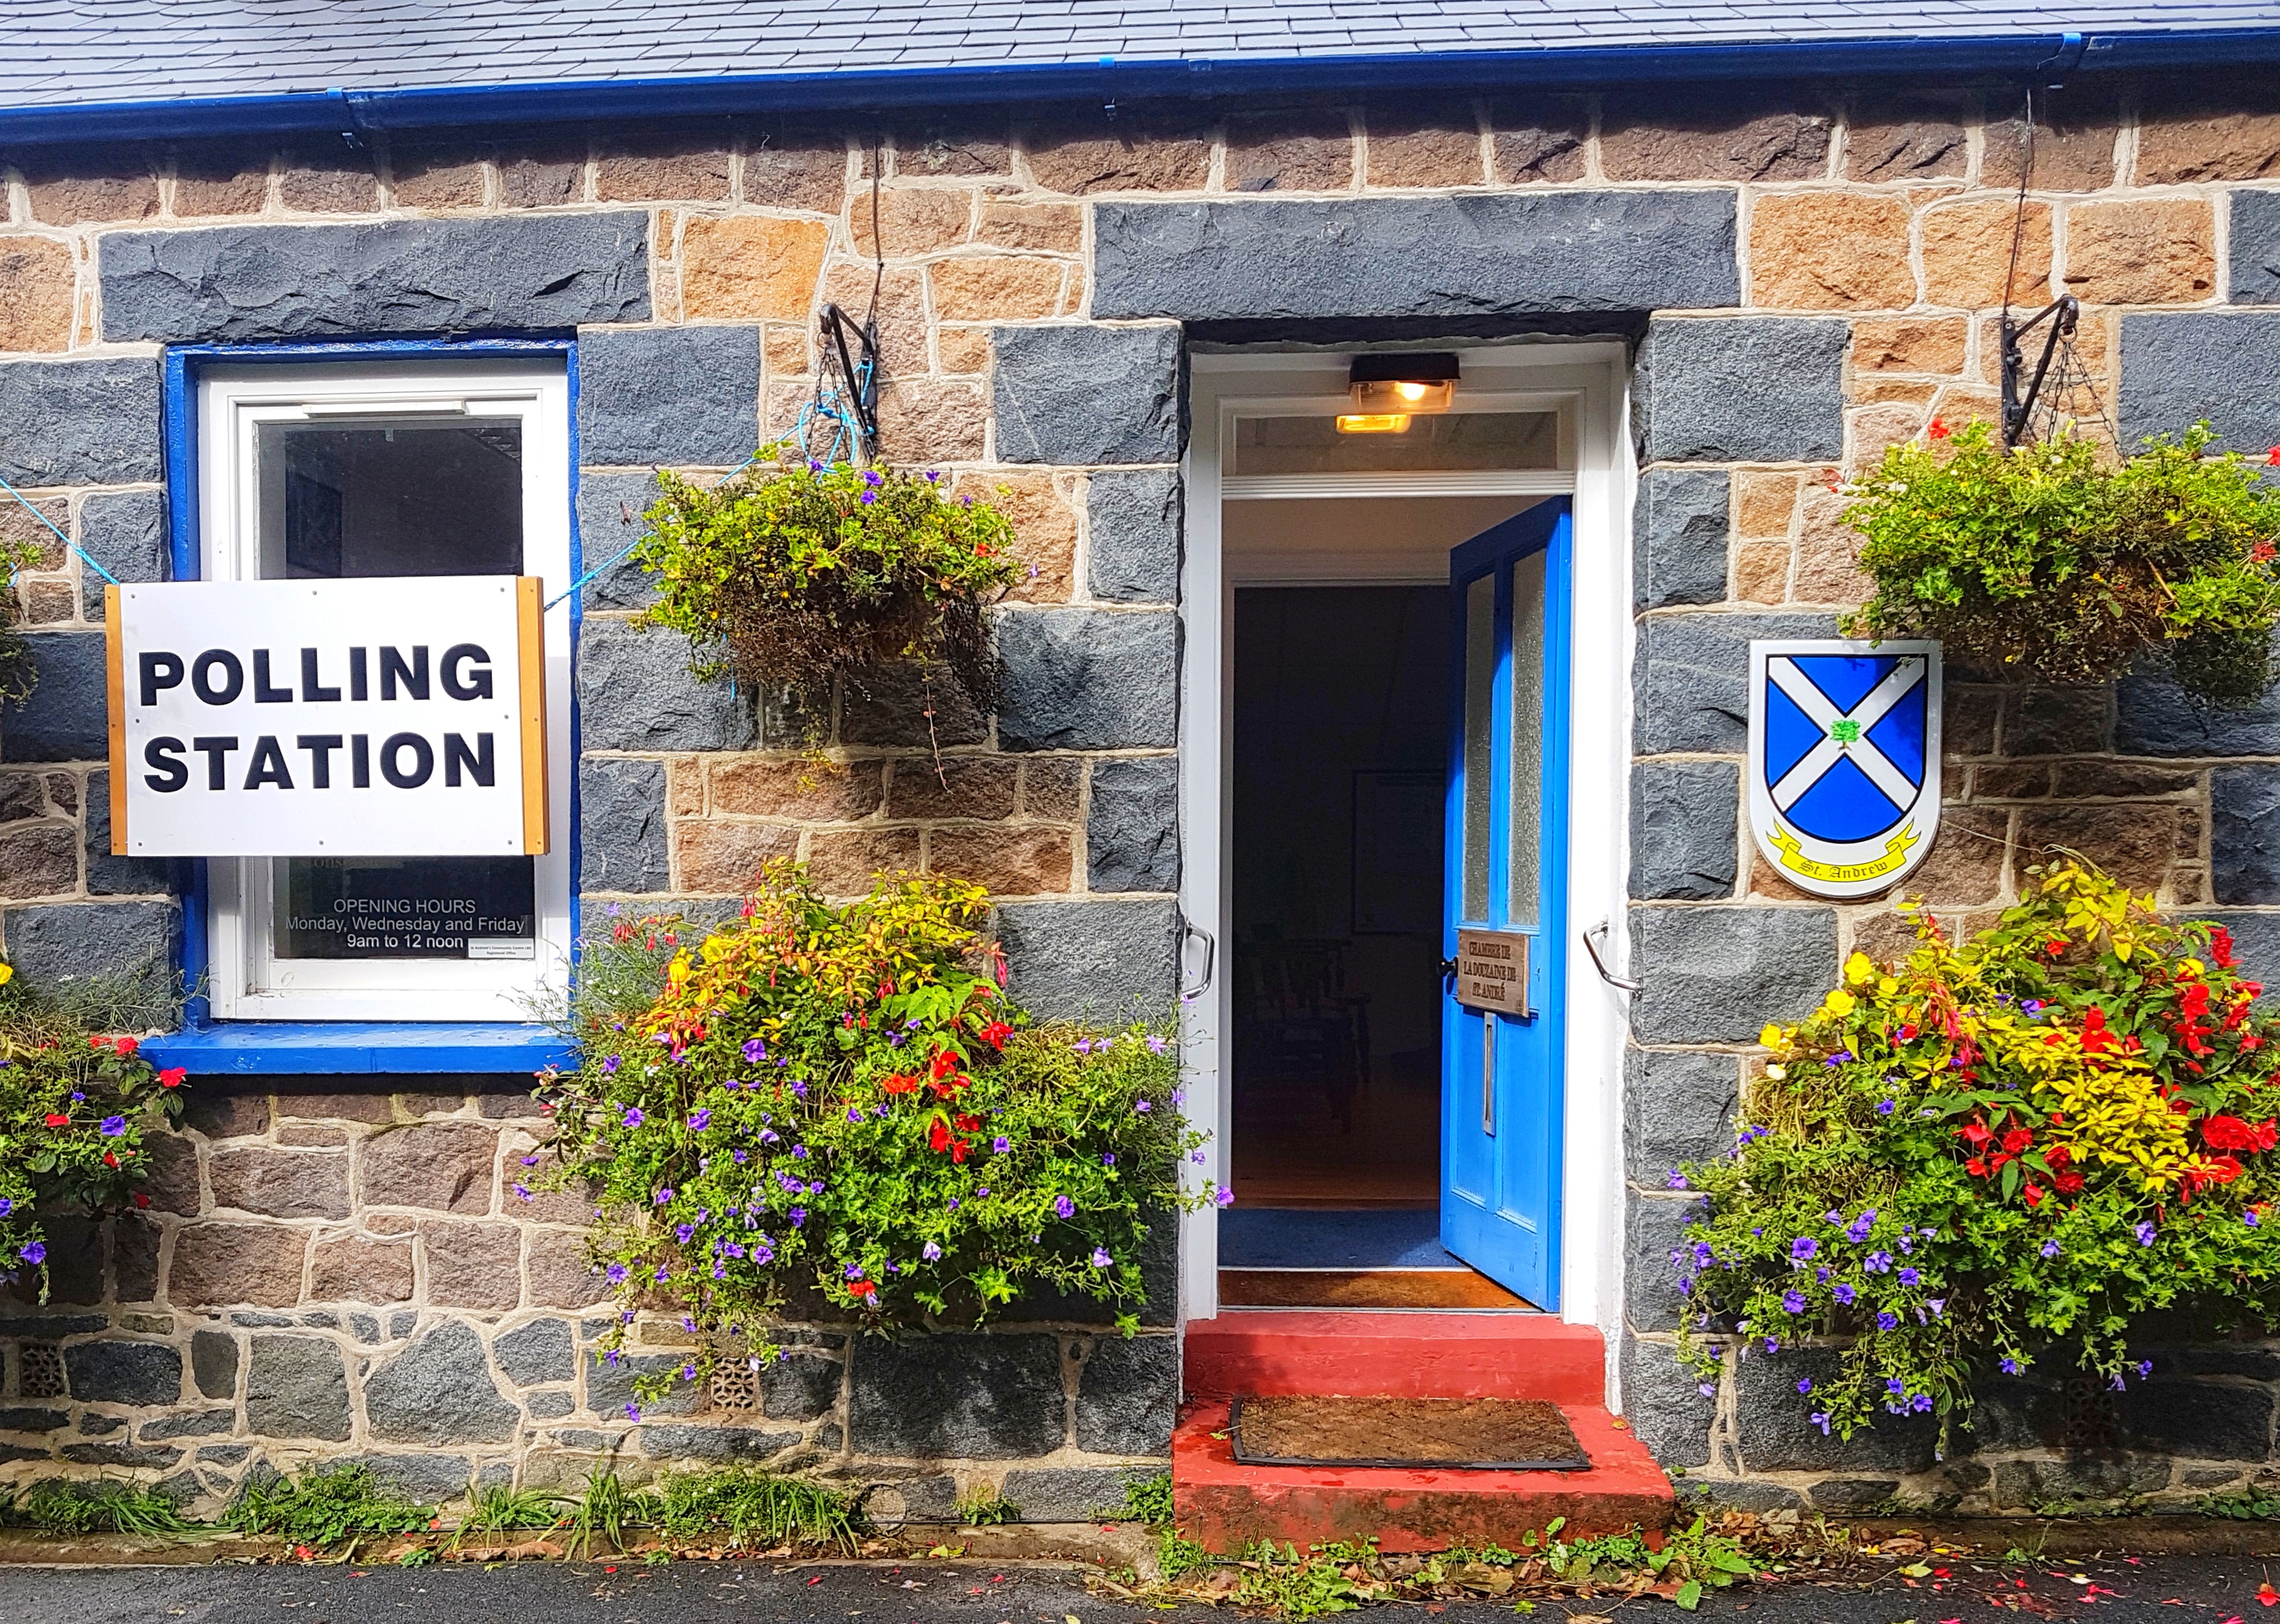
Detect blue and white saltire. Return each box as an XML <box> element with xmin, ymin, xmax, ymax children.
<box><xmin>1746</xmin><ymin>639</ymin><xmax>1942</xmax><ymax>902</ymax></box>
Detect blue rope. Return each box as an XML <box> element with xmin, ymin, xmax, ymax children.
<box><xmin>543</xmin><ymin>531</ymin><xmax>649</xmax><ymax>612</ymax></box>
<box><xmin>0</xmin><ymin>469</ymin><xmax>121</xmax><ymax>586</ymax></box>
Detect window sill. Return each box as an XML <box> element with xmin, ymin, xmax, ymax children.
<box><xmin>139</xmin><ymin>1022</ymin><xmax>574</xmax><ymax>1077</ymax></box>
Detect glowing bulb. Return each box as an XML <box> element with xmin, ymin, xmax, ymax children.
<box><xmin>1335</xmin><ymin>413</ymin><xmax>1411</xmax><ymax>434</ymax></box>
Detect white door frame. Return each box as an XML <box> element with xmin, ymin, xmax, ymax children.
<box><xmin>1177</xmin><ymin>342</ymin><xmax>1637</xmax><ymax>1400</ymax></box>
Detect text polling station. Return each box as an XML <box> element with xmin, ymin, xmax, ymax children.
<box><xmin>105</xmin><ymin>577</ymin><xmax>548</xmax><ymax>858</ymax></box>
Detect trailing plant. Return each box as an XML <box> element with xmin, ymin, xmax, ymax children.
<box><xmin>221</xmin><ymin>1465</ymin><xmax>433</xmax><ymax>1549</ymax></box>
<box><xmin>0</xmin><ymin>965</ymin><xmax>188</xmax><ymax>1302</ymax></box>
<box><xmin>0</xmin><ymin>536</ymin><xmax>39</xmax><ymax>704</ymax></box>
<box><xmin>1674</xmin><ymin>860</ymin><xmax>2280</xmax><ymax>1445</ymax></box>
<box><xmin>10</xmin><ymin>1477</ymin><xmax>191</xmax><ymax>1536</ymax></box>
<box><xmin>633</xmin><ymin>448</ymin><xmax>1022</xmax><ymax>727</ymax></box>
<box><xmin>1841</xmin><ymin>419</ymin><xmax>2280</xmax><ymax>704</ymax></box>
<box><xmin>534</xmin><ymin>860</ymin><xmax>1208</xmax><ymax>1412</ymax></box>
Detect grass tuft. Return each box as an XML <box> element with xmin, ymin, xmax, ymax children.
<box><xmin>11</xmin><ymin>1477</ymin><xmax>191</xmax><ymax>1537</ymax></box>
<box><xmin>656</xmin><ymin>1467</ymin><xmax>858</xmax><ymax>1552</ymax></box>
<box><xmin>221</xmin><ymin>1465</ymin><xmax>432</xmax><ymax>1550</ymax></box>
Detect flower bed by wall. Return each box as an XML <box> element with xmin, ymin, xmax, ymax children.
<box><xmin>1674</xmin><ymin>862</ymin><xmax>2280</xmax><ymax>1449</ymax></box>
<box><xmin>535</xmin><ymin>860</ymin><xmax>1206</xmax><ymax>1413</ymax></box>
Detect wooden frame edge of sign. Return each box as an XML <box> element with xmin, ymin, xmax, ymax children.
<box><xmin>104</xmin><ymin>584</ymin><xmax>128</xmax><ymax>854</ymax></box>
<box><xmin>517</xmin><ymin>575</ymin><xmax>548</xmax><ymax>855</ymax></box>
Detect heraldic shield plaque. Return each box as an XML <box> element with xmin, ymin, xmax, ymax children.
<box><xmin>1747</xmin><ymin>639</ymin><xmax>1942</xmax><ymax>901</ymax></box>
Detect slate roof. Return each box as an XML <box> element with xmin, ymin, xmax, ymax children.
<box><xmin>1</xmin><ymin>2</ymin><xmax>2275</xmax><ymax>119</ymax></box>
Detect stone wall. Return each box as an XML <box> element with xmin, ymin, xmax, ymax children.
<box><xmin>4</xmin><ymin>77</ymin><xmax>2280</xmax><ymax>1508</ymax></box>
<box><xmin>0</xmin><ymin>1080</ymin><xmax>1173</xmax><ymax>1519</ymax></box>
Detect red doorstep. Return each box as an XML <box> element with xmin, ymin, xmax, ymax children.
<box><xmin>1176</xmin><ymin>1313</ymin><xmax>1674</xmax><ymax>1552</ymax></box>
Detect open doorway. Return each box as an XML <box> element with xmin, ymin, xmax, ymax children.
<box><xmin>1221</xmin><ymin>493</ymin><xmax>1543</xmax><ymax>1311</ymax></box>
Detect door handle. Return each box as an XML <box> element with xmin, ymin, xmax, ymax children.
<box><xmin>1582</xmin><ymin>919</ymin><xmax>1641</xmax><ymax>993</ymax></box>
<box><xmin>1179</xmin><ymin>920</ymin><xmax>1215</xmax><ymax>999</ymax></box>
<box><xmin>1438</xmin><ymin>955</ymin><xmax>1459</xmax><ymax>979</ymax></box>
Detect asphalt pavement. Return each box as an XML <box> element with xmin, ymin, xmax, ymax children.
<box><xmin>5</xmin><ymin>1550</ymin><xmax>2280</xmax><ymax>1624</ymax></box>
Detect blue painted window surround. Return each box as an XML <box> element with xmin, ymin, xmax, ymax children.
<box><xmin>144</xmin><ymin>337</ymin><xmax>583</xmax><ymax>1077</ymax></box>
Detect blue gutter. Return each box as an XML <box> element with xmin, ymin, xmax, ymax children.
<box><xmin>1</xmin><ymin>29</ymin><xmax>2276</xmax><ymax>146</ymax></box>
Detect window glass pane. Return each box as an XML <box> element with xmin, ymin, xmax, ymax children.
<box><xmin>276</xmin><ymin>857</ymin><xmax>538</xmax><ymax>960</ymax></box>
<box><xmin>1506</xmin><ymin>549</ymin><xmax>1548</xmax><ymax>929</ymax></box>
<box><xmin>1461</xmin><ymin>572</ymin><xmax>1495</xmax><ymax>922</ymax></box>
<box><xmin>256</xmin><ymin>414</ymin><xmax>533</xmax><ymax>960</ymax></box>
<box><xmin>1230</xmin><ymin>412</ymin><xmax>1560</xmax><ymax>476</ymax></box>
<box><xmin>257</xmin><ymin>418</ymin><xmax>523</xmax><ymax>577</ymax></box>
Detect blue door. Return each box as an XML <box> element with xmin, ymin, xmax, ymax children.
<box><xmin>1441</xmin><ymin>500</ymin><xmax>1572</xmax><ymax>1308</ymax></box>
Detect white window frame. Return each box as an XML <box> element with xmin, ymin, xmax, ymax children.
<box><xmin>196</xmin><ymin>358</ymin><xmax>575</xmax><ymax>1022</ymax></box>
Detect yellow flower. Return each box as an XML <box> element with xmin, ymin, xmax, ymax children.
<box><xmin>0</xmin><ymin>961</ymin><xmax>12</xmax><ymax>987</ymax></box>
<box><xmin>1759</xmin><ymin>1023</ymin><xmax>1788</xmax><ymax>1051</ymax></box>
<box><xmin>1822</xmin><ymin>988</ymin><xmax>1858</xmax><ymax>1018</ymax></box>
<box><xmin>1878</xmin><ymin>977</ymin><xmax>1899</xmax><ymax>996</ymax></box>
<box><xmin>1844</xmin><ymin>951</ymin><xmax>1875</xmax><ymax>987</ymax></box>
<box><xmin>666</xmin><ymin>952</ymin><xmax>692</xmax><ymax>990</ymax></box>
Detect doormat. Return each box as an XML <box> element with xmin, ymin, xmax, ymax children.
<box><xmin>1230</xmin><ymin>1395</ymin><xmax>1588</xmax><ymax>1472</ymax></box>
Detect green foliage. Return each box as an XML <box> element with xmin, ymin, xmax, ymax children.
<box><xmin>2199</xmin><ymin>1486</ymin><xmax>2280</xmax><ymax>1520</ymax></box>
<box><xmin>452</xmin><ymin>1485</ymin><xmax>569</xmax><ymax>1546</ymax></box>
<box><xmin>634</xmin><ymin>449</ymin><xmax>1022</xmax><ymax>723</ymax></box>
<box><xmin>0</xmin><ymin>536</ymin><xmax>40</xmax><ymax>705</ymax></box>
<box><xmin>11</xmin><ymin>1477</ymin><xmax>191</xmax><ymax>1536</ymax></box>
<box><xmin>0</xmin><ymin>972</ymin><xmax>189</xmax><ymax>1302</ymax></box>
<box><xmin>1842</xmin><ymin>419</ymin><xmax>2280</xmax><ymax>704</ymax></box>
<box><xmin>1117</xmin><ymin>1470</ymin><xmax>1175</xmax><ymax>1528</ymax></box>
<box><xmin>1676</xmin><ymin>860</ymin><xmax>2280</xmax><ymax>1445</ymax></box>
<box><xmin>563</xmin><ymin>1469</ymin><xmax>654</xmax><ymax>1561</ymax></box>
<box><xmin>955</xmin><ymin>1488</ymin><xmax>1018</xmax><ymax>1526</ymax></box>
<box><xmin>396</xmin><ymin>1545</ymin><xmax>438</xmax><ymax>1568</ymax></box>
<box><xmin>1233</xmin><ymin>1540</ymin><xmax>1375</xmax><ymax>1619</ymax></box>
<box><xmin>222</xmin><ymin>1465</ymin><xmax>433</xmax><ymax>1549</ymax></box>
<box><xmin>537</xmin><ymin>862</ymin><xmax>1206</xmax><ymax>1408</ymax></box>
<box><xmin>654</xmin><ymin>1467</ymin><xmax>858</xmax><ymax>1551</ymax></box>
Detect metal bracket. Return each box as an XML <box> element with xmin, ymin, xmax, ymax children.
<box><xmin>1583</xmin><ymin>919</ymin><xmax>1641</xmax><ymax>994</ymax></box>
<box><xmin>2000</xmin><ymin>294</ymin><xmax>2081</xmax><ymax>449</ymax></box>
<box><xmin>818</xmin><ymin>302</ymin><xmax>881</xmax><ymax>460</ymax></box>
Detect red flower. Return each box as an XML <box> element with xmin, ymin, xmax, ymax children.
<box><xmin>978</xmin><ymin>1020</ymin><xmax>1013</xmax><ymax>1050</ymax></box>
<box><xmin>2080</xmin><ymin>1006</ymin><xmax>2119</xmax><ymax>1055</ymax></box>
<box><xmin>1964</xmin><ymin>1156</ymin><xmax>1989</xmax><ymax>1177</ymax></box>
<box><xmin>102</xmin><ymin>1152</ymin><xmax>119</xmax><ymax>1169</ymax></box>
<box><xmin>882</xmin><ymin>1074</ymin><xmax>920</xmax><ymax>1095</ymax></box>
<box><xmin>132</xmin><ymin>1193</ymin><xmax>151</xmax><ymax>1209</ymax></box>
<box><xmin>1959</xmin><ymin>1118</ymin><xmax>1993</xmax><ymax>1147</ymax></box>
<box><xmin>157</xmin><ymin>1067</ymin><xmax>186</xmax><ymax>1088</ymax></box>
<box><xmin>2002</xmin><ymin>1127</ymin><xmax>2034</xmax><ymax>1154</ymax></box>
<box><xmin>113</xmin><ymin>1036</ymin><xmax>138</xmax><ymax>1057</ymax></box>
<box><xmin>1928</xmin><ymin>417</ymin><xmax>1951</xmax><ymax>440</ymax></box>
<box><xmin>42</xmin><ymin>1113</ymin><xmax>69</xmax><ymax>1127</ymax></box>
<box><xmin>930</xmin><ymin>1049</ymin><xmax>961</xmax><ymax>1081</ymax></box>
<box><xmin>2054</xmin><ymin>1170</ymin><xmax>2085</xmax><ymax>1195</ymax></box>
<box><xmin>2212</xmin><ymin>926</ymin><xmax>2239</xmax><ymax>968</ymax></box>
<box><xmin>2022</xmin><ymin>1183</ymin><xmax>2044</xmax><ymax>1208</ymax></box>
<box><xmin>2046</xmin><ymin>1143</ymin><xmax>2072</xmax><ymax>1168</ymax></box>
<box><xmin>849</xmin><ymin>1278</ymin><xmax>878</xmax><ymax>1301</ymax></box>
<box><xmin>2267</xmin><ymin>446</ymin><xmax>2280</xmax><ymax>467</ymax></box>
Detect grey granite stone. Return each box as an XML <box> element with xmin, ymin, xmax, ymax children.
<box><xmin>575</xmin><ymin>469</ymin><xmax>663</xmax><ymax>610</ymax></box>
<box><xmin>101</xmin><ymin>214</ymin><xmax>651</xmax><ymax>342</ymax></box>
<box><xmin>1000</xmin><ymin>1465</ymin><xmax>1146</xmax><ymax>1522</ymax></box>
<box><xmin>62</xmin><ymin>1340</ymin><xmax>182</xmax><ymax>1406</ymax></box>
<box><xmin>0</xmin><ymin>357</ymin><xmax>162</xmax><ymax>486</ymax></box>
<box><xmin>1075</xmin><ymin>1335</ymin><xmax>1176</xmax><ymax>1456</ymax></box>
<box><xmin>191</xmin><ymin>1332</ymin><xmax>239</xmax><ymax>1401</ymax></box>
<box><xmin>996</xmin><ymin>609</ymin><xmax>1178</xmax><ymax>750</ymax></box>
<box><xmin>493</xmin><ymin>1318</ymin><xmax>577</xmax><ymax>1388</ymax></box>
<box><xmin>1734</xmin><ymin>1345</ymin><xmax>1938</xmax><ymax>1475</ymax></box>
<box><xmin>1629</xmin><ymin>904</ymin><xmax>1837</xmax><ymax>1045</ymax></box>
<box><xmin>2120</xmin><ymin>312</ymin><xmax>2280</xmax><ymax>456</ymax></box>
<box><xmin>84</xmin><ymin>770</ymin><xmax>171</xmax><ymax>897</ymax></box>
<box><xmin>1087</xmin><ymin>755</ymin><xmax>1178</xmax><ymax>893</ymax></box>
<box><xmin>2</xmin><ymin>630</ymin><xmax>109</xmax><ymax>762</ymax></box>
<box><xmin>636</xmin><ymin>1423</ymin><xmax>803</xmax><ymax>1462</ymax></box>
<box><xmin>1629</xmin><ymin>760</ymin><xmax>1739</xmax><ymax>901</ymax></box>
<box><xmin>1636</xmin><ymin>317</ymin><xmax>1848</xmax><ymax>464</ymax></box>
<box><xmin>1624</xmin><ymin>1049</ymin><xmax>1739</xmax><ymax>1187</ymax></box>
<box><xmin>1618</xmin><ymin>1333</ymin><xmax>1715</xmax><ymax>1470</ymax></box>
<box><xmin>578</xmin><ymin>324</ymin><xmax>761</xmax><ymax>467</ymax></box>
<box><xmin>363</xmin><ymin>1322</ymin><xmax>520</xmax><ymax>1446</ymax></box>
<box><xmin>1</xmin><ymin>900</ymin><xmax>179</xmax><ymax>1009</ymax></box>
<box><xmin>578</xmin><ymin>757</ymin><xmax>670</xmax><ymax>894</ymax></box>
<box><xmin>243</xmin><ymin>1336</ymin><xmax>352</xmax><ymax>1442</ymax></box>
<box><xmin>848</xmin><ymin>1333</ymin><xmax>1066</xmax><ymax>1460</ymax></box>
<box><xmin>1622</xmin><ymin>1191</ymin><xmax>1701</xmax><ymax>1333</ymax></box>
<box><xmin>1634</xmin><ymin>468</ymin><xmax>1731</xmax><ymax>610</ymax></box>
<box><xmin>2215</xmin><ymin>765</ymin><xmax>2280</xmax><ymax>905</ymax></box>
<box><xmin>352</xmin><ymin>1452</ymin><xmax>474</xmax><ymax>1503</ymax></box>
<box><xmin>992</xmin><ymin>325</ymin><xmax>1181</xmax><ymax>466</ymax></box>
<box><xmin>2234</xmin><ymin>191</ymin><xmax>2280</xmax><ymax>306</ymax></box>
<box><xmin>996</xmin><ymin>898</ymin><xmax>1179</xmax><ymax>1022</ymax></box>
<box><xmin>576</xmin><ymin>619</ymin><xmax>756</xmax><ymax>752</ymax></box>
<box><xmin>1632</xmin><ymin>612</ymin><xmax>1839</xmax><ymax>757</ymax></box>
<box><xmin>1087</xmin><ymin>469</ymin><xmax>1182</xmax><ymax>604</ymax></box>
<box><xmin>1091</xmin><ymin>192</ymin><xmax>1738</xmax><ymax>320</ymax></box>
<box><xmin>78</xmin><ymin>489</ymin><xmax>169</xmax><ymax>620</ymax></box>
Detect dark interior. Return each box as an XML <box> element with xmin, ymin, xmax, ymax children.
<box><xmin>1231</xmin><ymin>585</ymin><xmax>1447</xmax><ymax>1210</ymax></box>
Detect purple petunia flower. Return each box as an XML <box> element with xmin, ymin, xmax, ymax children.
<box><xmin>621</xmin><ymin>1107</ymin><xmax>644</xmax><ymax>1127</ymax></box>
<box><xmin>789</xmin><ymin>1207</ymin><xmax>807</xmax><ymax>1225</ymax></box>
<box><xmin>1102</xmin><ymin>1153</ymin><xmax>1116</xmax><ymax>1167</ymax></box>
<box><xmin>605</xmin><ymin>1262</ymin><xmax>629</xmax><ymax>1284</ymax></box>
<box><xmin>1054</xmin><ymin>1195</ymin><xmax>1074</xmax><ymax>1218</ymax></box>
<box><xmin>1789</xmin><ymin>1237</ymin><xmax>1818</xmax><ymax>1262</ymax></box>
<box><xmin>1214</xmin><ymin>1185</ymin><xmax>1234</xmax><ymax>1208</ymax></box>
<box><xmin>1832</xmin><ymin>1282</ymin><xmax>1856</xmax><ymax>1305</ymax></box>
<box><xmin>689</xmin><ymin>1108</ymin><xmax>711</xmax><ymax>1131</ymax></box>
<box><xmin>922</xmin><ymin>1241</ymin><xmax>942</xmax><ymax>1261</ymax></box>
<box><xmin>676</xmin><ymin>1223</ymin><xmax>695</xmax><ymax>1243</ymax></box>
<box><xmin>19</xmin><ymin>1242</ymin><xmax>46</xmax><ymax>1265</ymax></box>
<box><xmin>1668</xmin><ymin>1170</ymin><xmax>1690</xmax><ymax>1190</ymax></box>
<box><xmin>1910</xmin><ymin>1393</ymin><xmax>1934</xmax><ymax>1413</ymax></box>
<box><xmin>742</xmin><ymin>1039</ymin><xmax>766</xmax><ymax>1063</ymax></box>
<box><xmin>602</xmin><ymin>1055</ymin><xmax>621</xmax><ymax>1075</ymax></box>
<box><xmin>1810</xmin><ymin>1412</ymin><xmax>1831</xmax><ymax>1435</ymax></box>
<box><xmin>2001</xmin><ymin>1357</ymin><xmax>2021</xmax><ymax>1374</ymax></box>
<box><xmin>1698</xmin><ymin>1382</ymin><xmax>1716</xmax><ymax>1398</ymax></box>
<box><xmin>2040</xmin><ymin>1238</ymin><xmax>2061</xmax><ymax>1258</ymax></box>
<box><xmin>1781</xmin><ymin>1289</ymin><xmax>1806</xmax><ymax>1313</ymax></box>
<box><xmin>2136</xmin><ymin>1221</ymin><xmax>2157</xmax><ymax>1245</ymax></box>
<box><xmin>1864</xmin><ymin>1250</ymin><xmax>1893</xmax><ymax>1273</ymax></box>
<box><xmin>848</xmin><ymin>1107</ymin><xmax>864</xmax><ymax>1124</ymax></box>
<box><xmin>1898</xmin><ymin>1267</ymin><xmax>1920</xmax><ymax>1287</ymax></box>
<box><xmin>994</xmin><ymin>1137</ymin><xmax>1011</xmax><ymax>1153</ymax></box>
<box><xmin>1876</xmin><ymin>1099</ymin><xmax>1896</xmax><ymax>1116</ymax></box>
<box><xmin>1798</xmin><ymin>1378</ymin><xmax>1814</xmax><ymax>1395</ymax></box>
<box><xmin>1135</xmin><ymin>1100</ymin><xmax>1151</xmax><ymax>1114</ymax></box>
<box><xmin>1845</xmin><ymin>1211</ymin><xmax>1878</xmax><ymax>1243</ymax></box>
<box><xmin>1091</xmin><ymin>1248</ymin><xmax>1112</xmax><ymax>1268</ymax></box>
<box><xmin>1876</xmin><ymin>1311</ymin><xmax>1899</xmax><ymax>1331</ymax></box>
<box><xmin>0</xmin><ymin>1198</ymin><xmax>13</xmax><ymax>1217</ymax></box>
<box><xmin>656</xmin><ymin>1188</ymin><xmax>674</xmax><ymax>1205</ymax></box>
<box><xmin>2250</xmin><ymin>1210</ymin><xmax>2263</xmax><ymax>1228</ymax></box>
<box><xmin>99</xmin><ymin>1116</ymin><xmax>126</xmax><ymax>1137</ymax></box>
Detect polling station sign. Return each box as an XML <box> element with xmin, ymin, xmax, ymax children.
<box><xmin>105</xmin><ymin>577</ymin><xmax>547</xmax><ymax>858</ymax></box>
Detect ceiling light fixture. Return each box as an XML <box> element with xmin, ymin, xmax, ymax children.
<box><xmin>1341</xmin><ymin>352</ymin><xmax>1460</xmax><ymax>431</ymax></box>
